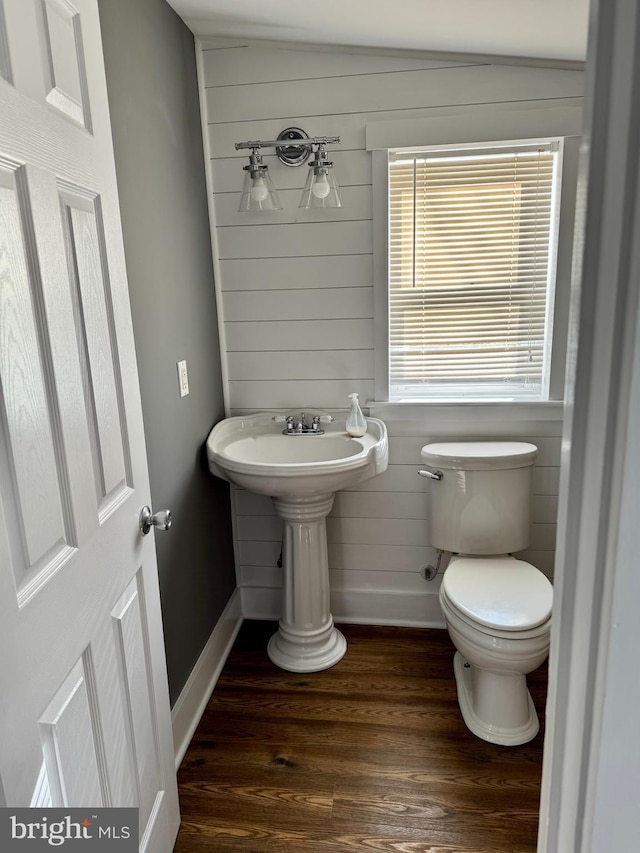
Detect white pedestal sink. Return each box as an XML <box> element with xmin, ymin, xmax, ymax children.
<box><xmin>206</xmin><ymin>412</ymin><xmax>388</xmax><ymax>672</ymax></box>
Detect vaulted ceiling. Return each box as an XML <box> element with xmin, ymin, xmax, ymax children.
<box><xmin>165</xmin><ymin>0</ymin><xmax>589</xmax><ymax>62</ymax></box>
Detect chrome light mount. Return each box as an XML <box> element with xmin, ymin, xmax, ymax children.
<box><xmin>308</xmin><ymin>143</ymin><xmax>333</xmax><ymax>178</ymax></box>
<box><xmin>275</xmin><ymin>127</ymin><xmax>311</xmax><ymax>167</ymax></box>
<box><xmin>243</xmin><ymin>147</ymin><xmax>269</xmax><ymax>180</ymax></box>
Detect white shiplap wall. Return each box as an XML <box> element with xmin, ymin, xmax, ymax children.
<box><xmin>198</xmin><ymin>39</ymin><xmax>583</xmax><ymax>625</ymax></box>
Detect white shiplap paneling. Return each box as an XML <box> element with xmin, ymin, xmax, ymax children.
<box><xmin>227</xmin><ymin>349</ymin><xmax>374</xmax><ymax>381</ymax></box>
<box><xmin>199</xmin><ymin>38</ymin><xmax>581</xmax><ymax>625</ymax></box>
<box><xmin>206</xmin><ymin>65</ymin><xmax>583</xmax><ymax>124</ymax></box>
<box><xmin>223</xmin><ymin>285</ymin><xmax>372</xmax><ymax>322</ymax></box>
<box><xmin>202</xmin><ymin>46</ymin><xmax>476</xmax><ymax>88</ymax></box>
<box><xmin>228</xmin><ymin>379</ymin><xmax>375</xmax><ymax>410</ymax></box>
<box><xmin>219</xmin><ymin>254</ymin><xmax>373</xmax><ymax>292</ymax></box>
<box><xmin>225</xmin><ymin>318</ymin><xmax>373</xmax><ymax>352</ymax></box>
<box><xmin>211</xmin><ymin>150</ymin><xmax>371</xmax><ymax>192</ymax></box>
<box><xmin>214</xmin><ymin>184</ymin><xmax>372</xmax><ymax>227</ymax></box>
<box><xmin>208</xmin><ymin>97</ymin><xmax>585</xmax><ymax>159</ymax></box>
<box><xmin>217</xmin><ymin>219</ymin><xmax>372</xmax><ymax>260</ymax></box>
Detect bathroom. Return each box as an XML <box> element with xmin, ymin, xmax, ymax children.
<box><xmin>175</xmin><ymin>19</ymin><xmax>574</xmax><ymax>847</ymax></box>
<box><xmin>192</xmin><ymin>29</ymin><xmax>580</xmax><ymax>618</ymax></box>
<box><xmin>100</xmin><ymin>0</ymin><xmax>637</xmax><ymax>849</ymax></box>
<box><xmin>0</xmin><ymin>0</ymin><xmax>636</xmax><ymax>849</ymax></box>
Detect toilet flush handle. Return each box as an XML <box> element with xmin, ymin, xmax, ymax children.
<box><xmin>418</xmin><ymin>468</ymin><xmax>443</xmax><ymax>481</ymax></box>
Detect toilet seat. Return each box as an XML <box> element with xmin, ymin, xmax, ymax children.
<box><xmin>441</xmin><ymin>556</ymin><xmax>553</xmax><ymax>634</ymax></box>
<box><xmin>440</xmin><ymin>588</ymin><xmax>551</xmax><ymax>642</ymax></box>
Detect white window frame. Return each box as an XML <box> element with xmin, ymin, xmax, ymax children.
<box><xmin>367</xmin><ymin>106</ymin><xmax>582</xmax><ymax>416</ymax></box>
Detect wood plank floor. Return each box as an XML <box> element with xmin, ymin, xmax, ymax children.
<box><xmin>174</xmin><ymin>621</ymin><xmax>547</xmax><ymax>853</ymax></box>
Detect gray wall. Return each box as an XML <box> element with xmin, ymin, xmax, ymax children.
<box><xmin>98</xmin><ymin>0</ymin><xmax>236</xmax><ymax>705</ymax></box>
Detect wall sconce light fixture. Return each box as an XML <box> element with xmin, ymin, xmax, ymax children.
<box><xmin>238</xmin><ymin>148</ymin><xmax>282</xmax><ymax>211</ymax></box>
<box><xmin>235</xmin><ymin>128</ymin><xmax>342</xmax><ymax>212</ymax></box>
<box><xmin>298</xmin><ymin>143</ymin><xmax>342</xmax><ymax>209</ymax></box>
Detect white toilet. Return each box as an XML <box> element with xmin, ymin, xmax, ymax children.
<box><xmin>421</xmin><ymin>441</ymin><xmax>553</xmax><ymax>746</ymax></box>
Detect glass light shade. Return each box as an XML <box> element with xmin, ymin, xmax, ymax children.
<box><xmin>238</xmin><ymin>166</ymin><xmax>282</xmax><ymax>211</ymax></box>
<box><xmin>299</xmin><ymin>166</ymin><xmax>342</xmax><ymax>209</ymax></box>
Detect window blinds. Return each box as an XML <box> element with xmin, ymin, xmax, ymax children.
<box><xmin>388</xmin><ymin>141</ymin><xmax>561</xmax><ymax>400</ymax></box>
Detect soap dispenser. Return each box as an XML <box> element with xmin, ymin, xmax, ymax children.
<box><xmin>346</xmin><ymin>393</ymin><xmax>367</xmax><ymax>437</ymax></box>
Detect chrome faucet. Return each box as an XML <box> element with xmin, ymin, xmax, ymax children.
<box><xmin>278</xmin><ymin>412</ymin><xmax>335</xmax><ymax>435</ymax></box>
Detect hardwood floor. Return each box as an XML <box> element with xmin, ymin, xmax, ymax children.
<box><xmin>174</xmin><ymin>621</ymin><xmax>546</xmax><ymax>853</ymax></box>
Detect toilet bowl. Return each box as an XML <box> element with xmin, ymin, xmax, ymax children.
<box><xmin>440</xmin><ymin>555</ymin><xmax>552</xmax><ymax>745</ymax></box>
<box><xmin>421</xmin><ymin>442</ymin><xmax>554</xmax><ymax>746</ymax></box>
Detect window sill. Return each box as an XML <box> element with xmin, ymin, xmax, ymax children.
<box><xmin>367</xmin><ymin>400</ymin><xmax>564</xmax><ymax>423</ymax></box>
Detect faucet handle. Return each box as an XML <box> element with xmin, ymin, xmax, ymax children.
<box><xmin>273</xmin><ymin>414</ymin><xmax>296</xmax><ymax>433</ymax></box>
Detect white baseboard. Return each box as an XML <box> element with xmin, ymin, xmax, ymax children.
<box><xmin>171</xmin><ymin>588</ymin><xmax>243</xmax><ymax>769</ymax></box>
<box><xmin>240</xmin><ymin>586</ymin><xmax>446</xmax><ymax>629</ymax></box>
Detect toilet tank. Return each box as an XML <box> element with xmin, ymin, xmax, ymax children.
<box><xmin>421</xmin><ymin>442</ymin><xmax>538</xmax><ymax>554</ymax></box>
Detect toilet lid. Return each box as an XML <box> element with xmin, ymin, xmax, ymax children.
<box><xmin>420</xmin><ymin>441</ymin><xmax>538</xmax><ymax>470</ymax></box>
<box><xmin>442</xmin><ymin>557</ymin><xmax>553</xmax><ymax>631</ymax></box>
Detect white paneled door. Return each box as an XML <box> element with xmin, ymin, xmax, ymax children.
<box><xmin>0</xmin><ymin>0</ymin><xmax>179</xmax><ymax>849</ymax></box>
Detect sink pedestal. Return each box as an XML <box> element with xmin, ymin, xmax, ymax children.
<box><xmin>267</xmin><ymin>493</ymin><xmax>346</xmax><ymax>672</ymax></box>
<box><xmin>206</xmin><ymin>412</ymin><xmax>389</xmax><ymax>672</ymax></box>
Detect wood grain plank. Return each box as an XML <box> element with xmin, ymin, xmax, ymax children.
<box><xmin>175</xmin><ymin>622</ymin><xmax>545</xmax><ymax>853</ymax></box>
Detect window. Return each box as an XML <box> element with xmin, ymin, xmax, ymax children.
<box><xmin>387</xmin><ymin>139</ymin><xmax>562</xmax><ymax>401</ymax></box>
<box><xmin>366</xmin><ymin>107</ymin><xmax>581</xmax><ymax>409</ymax></box>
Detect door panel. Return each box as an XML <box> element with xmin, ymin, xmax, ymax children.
<box><xmin>40</xmin><ymin>0</ymin><xmax>92</xmax><ymax>128</ymax></box>
<box><xmin>0</xmin><ymin>2</ymin><xmax>179</xmax><ymax>849</ymax></box>
<box><xmin>0</xmin><ymin>161</ymin><xmax>79</xmax><ymax>603</ymax></box>
<box><xmin>39</xmin><ymin>653</ymin><xmax>108</xmax><ymax>808</ymax></box>
<box><xmin>60</xmin><ymin>186</ymin><xmax>131</xmax><ymax>514</ymax></box>
<box><xmin>112</xmin><ymin>574</ymin><xmax>162</xmax><ymax>831</ymax></box>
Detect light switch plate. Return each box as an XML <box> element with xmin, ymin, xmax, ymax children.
<box><xmin>177</xmin><ymin>360</ymin><xmax>189</xmax><ymax>397</ymax></box>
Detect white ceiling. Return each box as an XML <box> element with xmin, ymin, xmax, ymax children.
<box><xmin>165</xmin><ymin>0</ymin><xmax>590</xmax><ymax>62</ymax></box>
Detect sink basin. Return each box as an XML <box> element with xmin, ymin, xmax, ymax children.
<box><xmin>206</xmin><ymin>411</ymin><xmax>388</xmax><ymax>673</ymax></box>
<box><xmin>206</xmin><ymin>412</ymin><xmax>388</xmax><ymax>497</ymax></box>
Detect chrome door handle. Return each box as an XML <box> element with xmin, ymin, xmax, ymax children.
<box><xmin>418</xmin><ymin>469</ymin><xmax>443</xmax><ymax>481</ymax></box>
<box><xmin>139</xmin><ymin>506</ymin><xmax>172</xmax><ymax>535</ymax></box>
